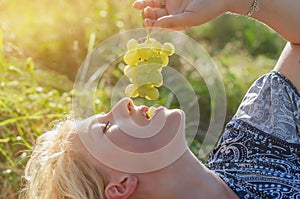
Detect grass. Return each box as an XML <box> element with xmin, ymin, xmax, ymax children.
<box><xmin>0</xmin><ymin>54</ymin><xmax>73</xmax><ymax>198</ymax></box>
<box><xmin>0</xmin><ymin>1</ymin><xmax>285</xmax><ymax>198</ymax></box>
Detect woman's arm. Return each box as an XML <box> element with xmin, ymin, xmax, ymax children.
<box><xmin>228</xmin><ymin>0</ymin><xmax>300</xmax><ymax>89</ymax></box>
<box><xmin>228</xmin><ymin>0</ymin><xmax>300</xmax><ymax>44</ymax></box>
<box><xmin>134</xmin><ymin>0</ymin><xmax>300</xmax><ymax>44</ymax></box>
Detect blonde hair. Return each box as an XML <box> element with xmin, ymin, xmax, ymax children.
<box><xmin>20</xmin><ymin>119</ymin><xmax>107</xmax><ymax>199</ymax></box>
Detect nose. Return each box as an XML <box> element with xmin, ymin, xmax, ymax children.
<box><xmin>111</xmin><ymin>97</ymin><xmax>134</xmax><ymax>112</ymax></box>
<box><xmin>127</xmin><ymin>99</ymin><xmax>134</xmax><ymax>112</ymax></box>
<box><xmin>96</xmin><ymin>98</ymin><xmax>132</xmax><ymax>122</ymax></box>
<box><xmin>98</xmin><ymin>98</ymin><xmax>151</xmax><ymax>127</ymax></box>
<box><xmin>119</xmin><ymin>98</ymin><xmax>148</xmax><ymax>118</ymax></box>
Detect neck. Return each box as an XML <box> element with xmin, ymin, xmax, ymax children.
<box><xmin>275</xmin><ymin>42</ymin><xmax>300</xmax><ymax>91</ymax></box>
<box><xmin>136</xmin><ymin>150</ymin><xmax>238</xmax><ymax>199</ymax></box>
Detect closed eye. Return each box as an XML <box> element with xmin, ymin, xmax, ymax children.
<box><xmin>102</xmin><ymin>121</ymin><xmax>111</xmax><ymax>134</ymax></box>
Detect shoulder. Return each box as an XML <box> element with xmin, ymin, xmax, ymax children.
<box><xmin>234</xmin><ymin>71</ymin><xmax>300</xmax><ymax>143</ymax></box>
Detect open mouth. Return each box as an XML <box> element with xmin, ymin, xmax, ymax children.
<box><xmin>127</xmin><ymin>99</ymin><xmax>162</xmax><ymax>120</ymax></box>
<box><xmin>145</xmin><ymin>106</ymin><xmax>166</xmax><ymax>119</ymax></box>
<box><xmin>145</xmin><ymin>106</ymin><xmax>157</xmax><ymax>119</ymax></box>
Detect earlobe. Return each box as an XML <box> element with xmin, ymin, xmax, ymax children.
<box><xmin>105</xmin><ymin>175</ymin><xmax>138</xmax><ymax>199</ymax></box>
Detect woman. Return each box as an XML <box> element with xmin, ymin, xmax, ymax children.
<box><xmin>22</xmin><ymin>0</ymin><xmax>300</xmax><ymax>198</ymax></box>
<box><xmin>23</xmin><ymin>97</ymin><xmax>238</xmax><ymax>199</ymax></box>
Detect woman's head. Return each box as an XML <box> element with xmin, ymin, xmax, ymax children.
<box><xmin>77</xmin><ymin>98</ymin><xmax>187</xmax><ymax>173</ymax></box>
<box><xmin>21</xmin><ymin>119</ymin><xmax>108</xmax><ymax>199</ymax></box>
<box><xmin>22</xmin><ymin>98</ymin><xmax>188</xmax><ymax>199</ymax></box>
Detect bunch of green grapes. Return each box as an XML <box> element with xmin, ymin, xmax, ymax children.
<box><xmin>123</xmin><ymin>37</ymin><xmax>175</xmax><ymax>100</ymax></box>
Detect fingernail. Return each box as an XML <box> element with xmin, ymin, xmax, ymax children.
<box><xmin>133</xmin><ymin>1</ymin><xmax>143</xmax><ymax>9</ymax></box>
<box><xmin>144</xmin><ymin>18</ymin><xmax>153</xmax><ymax>27</ymax></box>
<box><xmin>144</xmin><ymin>9</ymin><xmax>149</xmax><ymax>17</ymax></box>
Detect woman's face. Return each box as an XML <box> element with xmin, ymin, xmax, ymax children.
<box><xmin>98</xmin><ymin>98</ymin><xmax>183</xmax><ymax>151</ymax></box>
<box><xmin>76</xmin><ymin>97</ymin><xmax>187</xmax><ymax>173</ymax></box>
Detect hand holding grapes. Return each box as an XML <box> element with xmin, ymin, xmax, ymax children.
<box><xmin>133</xmin><ymin>0</ymin><xmax>228</xmax><ymax>30</ymax></box>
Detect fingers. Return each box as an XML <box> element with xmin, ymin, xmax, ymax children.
<box><xmin>144</xmin><ymin>12</ymin><xmax>196</xmax><ymax>30</ymax></box>
<box><xmin>133</xmin><ymin>0</ymin><xmax>164</xmax><ymax>10</ymax></box>
<box><xmin>134</xmin><ymin>0</ymin><xmax>194</xmax><ymax>30</ymax></box>
<box><xmin>143</xmin><ymin>7</ymin><xmax>168</xmax><ymax>20</ymax></box>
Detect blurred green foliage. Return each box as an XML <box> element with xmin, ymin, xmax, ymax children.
<box><xmin>0</xmin><ymin>56</ymin><xmax>72</xmax><ymax>197</ymax></box>
<box><xmin>0</xmin><ymin>0</ymin><xmax>285</xmax><ymax>198</ymax></box>
<box><xmin>0</xmin><ymin>0</ymin><xmax>142</xmax><ymax>80</ymax></box>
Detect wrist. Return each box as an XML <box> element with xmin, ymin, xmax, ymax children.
<box><xmin>217</xmin><ymin>0</ymin><xmax>233</xmax><ymax>13</ymax></box>
<box><xmin>226</xmin><ymin>0</ymin><xmax>257</xmax><ymax>15</ymax></box>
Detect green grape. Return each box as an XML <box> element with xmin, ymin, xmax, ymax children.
<box><xmin>123</xmin><ymin>65</ymin><xmax>132</xmax><ymax>75</ymax></box>
<box><xmin>148</xmin><ymin>71</ymin><xmax>163</xmax><ymax>86</ymax></box>
<box><xmin>126</xmin><ymin>63</ymin><xmax>162</xmax><ymax>85</ymax></box>
<box><xmin>162</xmin><ymin>42</ymin><xmax>175</xmax><ymax>55</ymax></box>
<box><xmin>146</xmin><ymin>106</ymin><xmax>157</xmax><ymax>118</ymax></box>
<box><xmin>135</xmin><ymin>70</ymin><xmax>162</xmax><ymax>87</ymax></box>
<box><xmin>146</xmin><ymin>88</ymin><xmax>159</xmax><ymax>100</ymax></box>
<box><xmin>137</xmin><ymin>43</ymin><xmax>153</xmax><ymax>60</ymax></box>
<box><xmin>125</xmin><ymin>84</ymin><xmax>139</xmax><ymax>98</ymax></box>
<box><xmin>138</xmin><ymin>85</ymin><xmax>159</xmax><ymax>100</ymax></box>
<box><xmin>138</xmin><ymin>62</ymin><xmax>162</xmax><ymax>71</ymax></box>
<box><xmin>135</xmin><ymin>75</ymin><xmax>149</xmax><ymax>87</ymax></box>
<box><xmin>123</xmin><ymin>65</ymin><xmax>131</xmax><ymax>75</ymax></box>
<box><xmin>136</xmin><ymin>85</ymin><xmax>146</xmax><ymax>98</ymax></box>
<box><xmin>125</xmin><ymin>66</ymin><xmax>138</xmax><ymax>84</ymax></box>
<box><xmin>127</xmin><ymin>39</ymin><xmax>138</xmax><ymax>51</ymax></box>
<box><xmin>126</xmin><ymin>84</ymin><xmax>159</xmax><ymax>100</ymax></box>
<box><xmin>160</xmin><ymin>53</ymin><xmax>169</xmax><ymax>67</ymax></box>
<box><xmin>123</xmin><ymin>51</ymin><xmax>139</xmax><ymax>66</ymax></box>
<box><xmin>129</xmin><ymin>63</ymin><xmax>162</xmax><ymax>75</ymax></box>
<box><xmin>149</xmin><ymin>39</ymin><xmax>162</xmax><ymax>53</ymax></box>
<box><xmin>147</xmin><ymin>56</ymin><xmax>162</xmax><ymax>64</ymax></box>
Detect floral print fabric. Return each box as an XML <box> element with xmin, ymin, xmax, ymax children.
<box><xmin>206</xmin><ymin>71</ymin><xmax>300</xmax><ymax>199</ymax></box>
<box><xmin>234</xmin><ymin>71</ymin><xmax>300</xmax><ymax>143</ymax></box>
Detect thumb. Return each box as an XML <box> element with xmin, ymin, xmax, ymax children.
<box><xmin>154</xmin><ymin>12</ymin><xmax>199</xmax><ymax>29</ymax></box>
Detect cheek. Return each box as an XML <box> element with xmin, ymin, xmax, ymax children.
<box><xmin>107</xmin><ymin>128</ymin><xmax>151</xmax><ymax>152</ymax></box>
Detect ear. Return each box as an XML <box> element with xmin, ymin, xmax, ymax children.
<box><xmin>105</xmin><ymin>175</ymin><xmax>138</xmax><ymax>199</ymax></box>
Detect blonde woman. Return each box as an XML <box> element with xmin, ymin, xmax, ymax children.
<box><xmin>22</xmin><ymin>0</ymin><xmax>300</xmax><ymax>198</ymax></box>
<box><xmin>22</xmin><ymin>97</ymin><xmax>238</xmax><ymax>199</ymax></box>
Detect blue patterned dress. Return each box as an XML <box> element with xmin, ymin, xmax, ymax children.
<box><xmin>206</xmin><ymin>71</ymin><xmax>300</xmax><ymax>199</ymax></box>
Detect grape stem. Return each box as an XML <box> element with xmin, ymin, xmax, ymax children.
<box><xmin>146</xmin><ymin>31</ymin><xmax>151</xmax><ymax>44</ymax></box>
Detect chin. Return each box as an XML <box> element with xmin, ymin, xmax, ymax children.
<box><xmin>166</xmin><ymin>108</ymin><xmax>185</xmax><ymax>123</ymax></box>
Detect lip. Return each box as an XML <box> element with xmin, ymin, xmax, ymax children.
<box><xmin>139</xmin><ymin>106</ymin><xmax>149</xmax><ymax>119</ymax></box>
